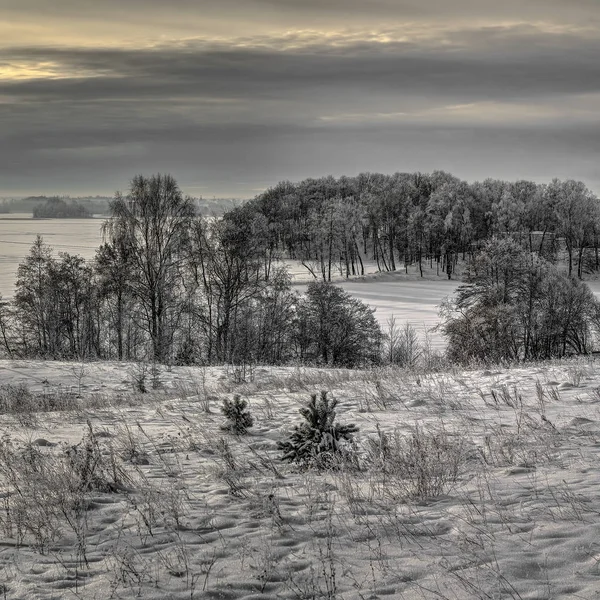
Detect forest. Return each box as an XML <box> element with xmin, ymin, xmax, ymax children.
<box><xmin>32</xmin><ymin>197</ymin><xmax>91</xmax><ymax>218</ymax></box>
<box><xmin>244</xmin><ymin>171</ymin><xmax>600</xmax><ymax>280</ymax></box>
<box><xmin>1</xmin><ymin>171</ymin><xmax>599</xmax><ymax>367</ymax></box>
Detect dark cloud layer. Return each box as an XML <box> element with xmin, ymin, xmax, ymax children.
<box><xmin>4</xmin><ymin>31</ymin><xmax>600</xmax><ymax>108</ymax></box>
<box><xmin>0</xmin><ymin>7</ymin><xmax>599</xmax><ymax>196</ymax></box>
<box><xmin>4</xmin><ymin>0</ymin><xmax>599</xmax><ymax>31</ymax></box>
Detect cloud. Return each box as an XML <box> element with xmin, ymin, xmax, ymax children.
<box><xmin>3</xmin><ymin>1</ymin><xmax>599</xmax><ymax>38</ymax></box>
<box><xmin>2</xmin><ymin>24</ymin><xmax>600</xmax><ymax>102</ymax></box>
<box><xmin>0</xmin><ymin>21</ymin><xmax>599</xmax><ymax>195</ymax></box>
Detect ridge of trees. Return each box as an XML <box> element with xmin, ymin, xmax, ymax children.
<box><xmin>2</xmin><ymin>171</ymin><xmax>600</xmax><ymax>367</ymax></box>
<box><xmin>241</xmin><ymin>172</ymin><xmax>599</xmax><ymax>280</ymax></box>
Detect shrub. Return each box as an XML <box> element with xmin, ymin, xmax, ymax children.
<box><xmin>278</xmin><ymin>391</ymin><xmax>359</xmax><ymax>469</ymax></box>
<box><xmin>65</xmin><ymin>422</ymin><xmax>128</xmax><ymax>493</ymax></box>
<box><xmin>130</xmin><ymin>362</ymin><xmax>149</xmax><ymax>393</ymax></box>
<box><xmin>384</xmin><ymin>318</ymin><xmax>422</xmax><ymax>367</ymax></box>
<box><xmin>0</xmin><ymin>422</ymin><xmax>129</xmax><ymax>554</ymax></box>
<box><xmin>0</xmin><ymin>384</ymin><xmax>37</xmax><ymax>413</ymax></box>
<box><xmin>0</xmin><ymin>383</ymin><xmax>79</xmax><ymax>419</ymax></box>
<box><xmin>221</xmin><ymin>395</ymin><xmax>254</xmax><ymax>435</ymax></box>
<box><xmin>367</xmin><ymin>424</ymin><xmax>465</xmax><ymax>499</ymax></box>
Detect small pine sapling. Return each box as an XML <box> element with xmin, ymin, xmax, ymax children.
<box><xmin>278</xmin><ymin>390</ymin><xmax>359</xmax><ymax>469</ymax></box>
<box><xmin>221</xmin><ymin>395</ymin><xmax>254</xmax><ymax>435</ymax></box>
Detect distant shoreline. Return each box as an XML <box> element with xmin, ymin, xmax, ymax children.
<box><xmin>0</xmin><ymin>214</ymin><xmax>106</xmax><ymax>220</ymax></box>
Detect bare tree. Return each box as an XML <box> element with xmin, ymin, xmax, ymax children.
<box><xmin>550</xmin><ymin>179</ymin><xmax>598</xmax><ymax>277</ymax></box>
<box><xmin>14</xmin><ymin>236</ymin><xmax>55</xmax><ymax>356</ymax></box>
<box><xmin>95</xmin><ymin>239</ymin><xmax>134</xmax><ymax>360</ymax></box>
<box><xmin>188</xmin><ymin>213</ymin><xmax>266</xmax><ymax>363</ymax></box>
<box><xmin>103</xmin><ymin>174</ymin><xmax>195</xmax><ymax>362</ymax></box>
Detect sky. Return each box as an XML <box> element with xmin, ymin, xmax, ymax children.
<box><xmin>1</xmin><ymin>0</ymin><xmax>599</xmax><ymax>199</ymax></box>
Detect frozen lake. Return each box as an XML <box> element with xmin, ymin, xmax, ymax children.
<box><xmin>336</xmin><ymin>278</ymin><xmax>458</xmax><ymax>349</ymax></box>
<box><xmin>291</xmin><ymin>273</ymin><xmax>458</xmax><ymax>350</ymax></box>
<box><xmin>0</xmin><ymin>214</ymin><xmax>104</xmax><ymax>297</ymax></box>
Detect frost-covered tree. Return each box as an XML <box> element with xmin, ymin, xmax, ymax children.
<box><xmin>442</xmin><ymin>237</ymin><xmax>600</xmax><ymax>363</ymax></box>
<box><xmin>103</xmin><ymin>174</ymin><xmax>195</xmax><ymax>362</ymax></box>
<box><xmin>296</xmin><ymin>282</ymin><xmax>382</xmax><ymax>367</ymax></box>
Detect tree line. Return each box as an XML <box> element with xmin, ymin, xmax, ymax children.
<box><xmin>241</xmin><ymin>172</ymin><xmax>600</xmax><ymax>280</ymax></box>
<box><xmin>0</xmin><ymin>174</ymin><xmax>382</xmax><ymax>367</ymax></box>
<box><xmin>2</xmin><ymin>171</ymin><xmax>600</xmax><ymax>368</ymax></box>
<box><xmin>442</xmin><ymin>237</ymin><xmax>600</xmax><ymax>363</ymax></box>
<box><xmin>32</xmin><ymin>197</ymin><xmax>91</xmax><ymax>218</ymax></box>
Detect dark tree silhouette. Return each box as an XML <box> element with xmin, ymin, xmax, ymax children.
<box><xmin>103</xmin><ymin>174</ymin><xmax>195</xmax><ymax>362</ymax></box>
<box><xmin>442</xmin><ymin>237</ymin><xmax>600</xmax><ymax>363</ymax></box>
<box><xmin>296</xmin><ymin>282</ymin><xmax>382</xmax><ymax>367</ymax></box>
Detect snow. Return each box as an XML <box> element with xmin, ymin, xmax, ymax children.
<box><xmin>1</xmin><ymin>358</ymin><xmax>600</xmax><ymax>598</ymax></box>
<box><xmin>335</xmin><ymin>278</ymin><xmax>458</xmax><ymax>350</ymax></box>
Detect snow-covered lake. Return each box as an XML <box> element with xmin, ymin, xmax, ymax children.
<box><xmin>0</xmin><ymin>214</ymin><xmax>104</xmax><ymax>297</ymax></box>
<box><xmin>336</xmin><ymin>278</ymin><xmax>458</xmax><ymax>348</ymax></box>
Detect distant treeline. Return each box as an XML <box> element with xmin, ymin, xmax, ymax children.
<box><xmin>0</xmin><ymin>195</ymin><xmax>246</xmax><ymax>217</ymax></box>
<box><xmin>33</xmin><ymin>197</ymin><xmax>92</xmax><ymax>218</ymax></box>
<box><xmin>2</xmin><ymin>195</ymin><xmax>111</xmax><ymax>215</ymax></box>
<box><xmin>238</xmin><ymin>171</ymin><xmax>600</xmax><ymax>279</ymax></box>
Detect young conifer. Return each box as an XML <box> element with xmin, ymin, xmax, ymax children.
<box><xmin>278</xmin><ymin>391</ymin><xmax>358</xmax><ymax>469</ymax></box>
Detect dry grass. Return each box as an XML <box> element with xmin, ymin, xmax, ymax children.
<box><xmin>0</xmin><ymin>359</ymin><xmax>599</xmax><ymax>599</ymax></box>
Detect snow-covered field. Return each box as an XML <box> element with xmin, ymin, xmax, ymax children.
<box><xmin>1</xmin><ymin>358</ymin><xmax>600</xmax><ymax>599</ymax></box>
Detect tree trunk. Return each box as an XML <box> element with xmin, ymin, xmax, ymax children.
<box><xmin>578</xmin><ymin>245</ymin><xmax>585</xmax><ymax>279</ymax></box>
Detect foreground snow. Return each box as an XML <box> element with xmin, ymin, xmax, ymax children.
<box><xmin>0</xmin><ymin>358</ymin><xmax>599</xmax><ymax>599</ymax></box>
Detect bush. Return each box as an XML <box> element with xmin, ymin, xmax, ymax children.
<box><xmin>65</xmin><ymin>421</ymin><xmax>128</xmax><ymax>493</ymax></box>
<box><xmin>0</xmin><ymin>383</ymin><xmax>79</xmax><ymax>417</ymax></box>
<box><xmin>278</xmin><ymin>391</ymin><xmax>359</xmax><ymax>469</ymax></box>
<box><xmin>221</xmin><ymin>395</ymin><xmax>254</xmax><ymax>435</ymax></box>
<box><xmin>0</xmin><ymin>422</ymin><xmax>129</xmax><ymax>554</ymax></box>
<box><xmin>0</xmin><ymin>384</ymin><xmax>37</xmax><ymax>413</ymax></box>
<box><xmin>384</xmin><ymin>318</ymin><xmax>422</xmax><ymax>367</ymax></box>
<box><xmin>367</xmin><ymin>424</ymin><xmax>465</xmax><ymax>499</ymax></box>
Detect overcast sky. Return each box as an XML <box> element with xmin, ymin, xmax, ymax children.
<box><xmin>1</xmin><ymin>0</ymin><xmax>599</xmax><ymax>198</ymax></box>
